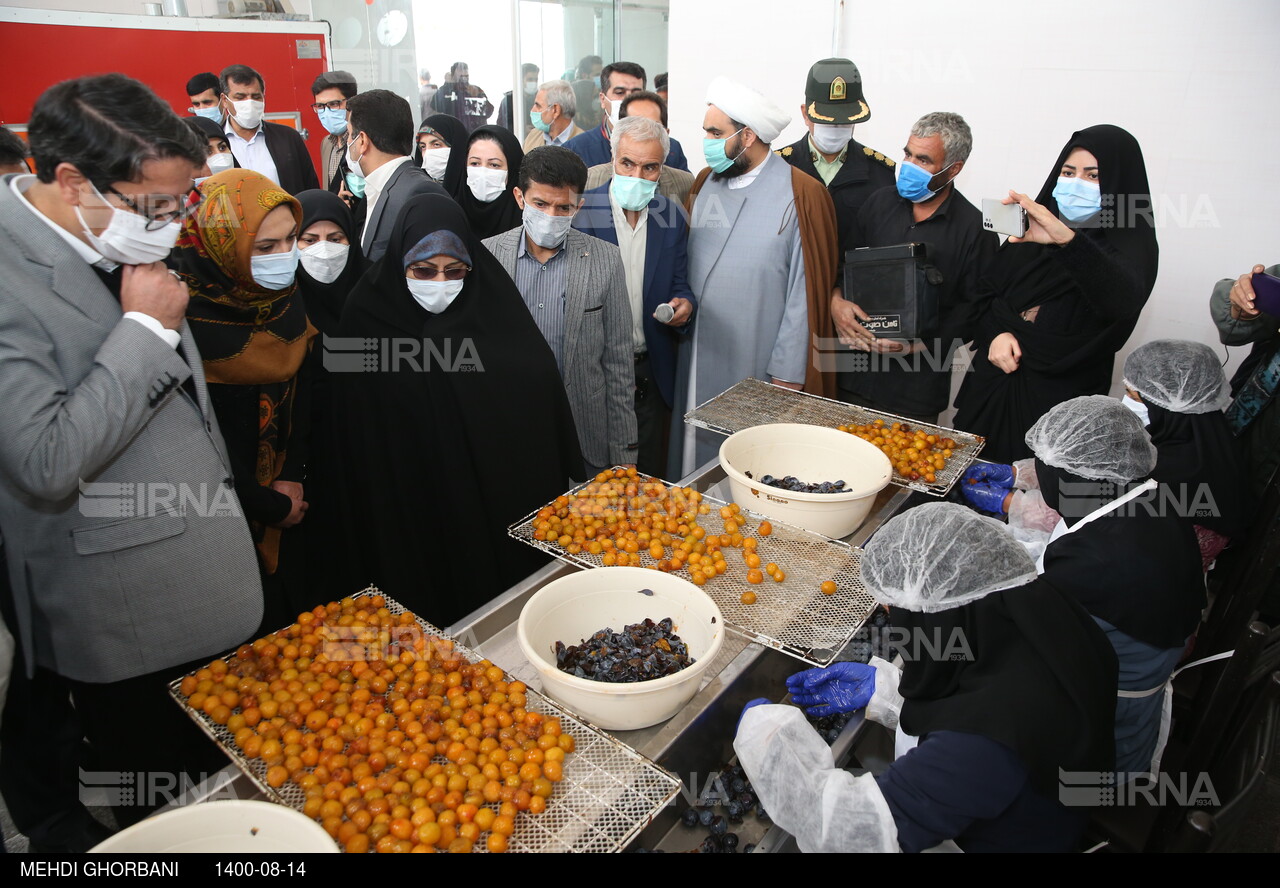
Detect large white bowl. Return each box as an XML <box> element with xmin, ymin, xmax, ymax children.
<box><xmin>90</xmin><ymin>799</ymin><xmax>339</xmax><ymax>853</ymax></box>
<box><xmin>517</xmin><ymin>567</ymin><xmax>723</xmax><ymax>731</ymax></box>
<box><xmin>719</xmin><ymin>422</ymin><xmax>893</xmax><ymax>540</ymax></box>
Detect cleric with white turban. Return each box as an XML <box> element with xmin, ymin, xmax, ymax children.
<box><xmin>705</xmin><ymin>76</ymin><xmax>791</xmax><ymax>144</ymax></box>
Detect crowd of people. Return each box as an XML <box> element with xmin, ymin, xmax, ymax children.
<box><xmin>0</xmin><ymin>50</ymin><xmax>1273</xmax><ymax>854</ymax></box>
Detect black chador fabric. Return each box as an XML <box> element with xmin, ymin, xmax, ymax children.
<box><xmin>415</xmin><ymin>114</ymin><xmax>469</xmax><ymax>179</ymax></box>
<box><xmin>891</xmin><ymin>578</ymin><xmax>1118</xmax><ymax>796</ymax></box>
<box><xmin>295</xmin><ymin>189</ymin><xmax>365</xmax><ymax>336</ymax></box>
<box><xmin>447</xmin><ymin>125</ymin><xmax>525</xmax><ymax>240</ymax></box>
<box><xmin>954</xmin><ymin>125</ymin><xmax>1159</xmax><ymax>463</ymax></box>
<box><xmin>323</xmin><ymin>193</ymin><xmax>583</xmax><ymax>625</ymax></box>
<box><xmin>1145</xmin><ymin>401</ymin><xmax>1251</xmax><ymax>539</ymax></box>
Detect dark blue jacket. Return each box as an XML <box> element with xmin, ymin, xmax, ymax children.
<box><xmin>572</xmin><ymin>182</ymin><xmax>695</xmax><ymax>408</ymax></box>
<box><xmin>564</xmin><ymin>125</ymin><xmax>690</xmax><ymax>172</ymax></box>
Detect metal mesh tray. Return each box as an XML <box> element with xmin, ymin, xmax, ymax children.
<box><xmin>508</xmin><ymin>473</ymin><xmax>876</xmax><ymax>666</ymax></box>
<box><xmin>169</xmin><ymin>588</ymin><xmax>682</xmax><ymax>854</ymax></box>
<box><xmin>683</xmin><ymin>377</ymin><xmax>985</xmax><ymax>496</ymax></box>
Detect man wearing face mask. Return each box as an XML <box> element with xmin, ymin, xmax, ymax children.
<box><xmin>833</xmin><ymin>111</ymin><xmax>997</xmax><ymax>424</ymax></box>
<box><xmin>573</xmin><ymin>115</ymin><xmax>697</xmax><ymax>477</ymax></box>
<box><xmin>498</xmin><ymin>63</ymin><xmax>540</xmax><ymax>136</ymax></box>
<box><xmin>219</xmin><ymin>64</ymin><xmax>319</xmax><ymax>196</ymax></box>
<box><xmin>0</xmin><ymin>73</ymin><xmax>263</xmax><ymax>843</ymax></box>
<box><xmin>344</xmin><ymin>90</ymin><xmax>447</xmax><ymax>265</ymax></box>
<box><xmin>484</xmin><ymin>147</ymin><xmax>638</xmax><ymax>478</ymax></box>
<box><xmin>564</xmin><ymin>63</ymin><xmax>690</xmax><ymax>173</ymax></box>
<box><xmin>431</xmin><ymin>62</ymin><xmax>495</xmax><ymax>135</ymax></box>
<box><xmin>778</xmin><ymin>59</ymin><xmax>895</xmax><ymax>258</ymax></box>
<box><xmin>310</xmin><ymin>70</ymin><xmax>358</xmax><ymax>196</ymax></box>
<box><xmin>186</xmin><ymin>72</ymin><xmax>224</xmax><ymax>125</ymax></box>
<box><xmin>583</xmin><ymin>91</ymin><xmax>694</xmax><ymax>205</ymax></box>
<box><xmin>674</xmin><ymin>77</ymin><xmax>840</xmax><ymax>476</ymax></box>
<box><xmin>523</xmin><ymin>79</ymin><xmax>583</xmax><ymax>152</ymax></box>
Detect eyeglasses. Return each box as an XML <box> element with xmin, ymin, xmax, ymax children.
<box><xmin>103</xmin><ymin>185</ymin><xmax>203</xmax><ymax>231</ymax></box>
<box><xmin>406</xmin><ymin>265</ymin><xmax>471</xmax><ymax>281</ymax></box>
<box><xmin>311</xmin><ymin>99</ymin><xmax>347</xmax><ymax>113</ymax></box>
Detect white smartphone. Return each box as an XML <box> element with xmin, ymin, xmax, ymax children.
<box><xmin>982</xmin><ymin>199</ymin><xmax>1028</xmax><ymax>238</ymax></box>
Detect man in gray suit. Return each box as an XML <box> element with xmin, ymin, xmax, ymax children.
<box><xmin>347</xmin><ymin>89</ymin><xmax>448</xmax><ymax>264</ymax></box>
<box><xmin>485</xmin><ymin>147</ymin><xmax>638</xmax><ymax>477</ymax></box>
<box><xmin>0</xmin><ymin>74</ymin><xmax>263</xmax><ymax>837</ymax></box>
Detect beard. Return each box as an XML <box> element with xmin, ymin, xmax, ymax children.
<box><xmin>710</xmin><ymin>135</ymin><xmax>749</xmax><ymax>181</ymax></box>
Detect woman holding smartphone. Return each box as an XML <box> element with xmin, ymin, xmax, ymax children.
<box><xmin>954</xmin><ymin>125</ymin><xmax>1158</xmax><ymax>464</ymax></box>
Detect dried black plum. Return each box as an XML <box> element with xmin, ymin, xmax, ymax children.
<box><xmin>681</xmin><ymin>807</ymin><xmax>699</xmax><ymax>828</ymax></box>
<box><xmin>698</xmin><ymin>808</ymin><xmax>714</xmax><ymax>828</ymax></box>
<box><xmin>709</xmin><ymin>815</ymin><xmax>728</xmax><ymax>836</ymax></box>
<box><xmin>555</xmin><ymin>615</ymin><xmax>695</xmax><ymax>683</ymax></box>
<box><xmin>722</xmin><ymin>832</ymin><xmax>740</xmax><ymax>850</ymax></box>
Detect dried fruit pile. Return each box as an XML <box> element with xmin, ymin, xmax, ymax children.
<box><xmin>836</xmin><ymin>420</ymin><xmax>958</xmax><ymax>483</ymax></box>
<box><xmin>555</xmin><ymin>616</ymin><xmax>694</xmax><ymax>683</ymax></box>
<box><xmin>178</xmin><ymin>596</ymin><xmax>574</xmax><ymax>853</ymax></box>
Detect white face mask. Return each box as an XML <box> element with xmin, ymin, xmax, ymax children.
<box><xmin>467</xmin><ymin>166</ymin><xmax>508</xmax><ymax>203</ymax></box>
<box><xmin>346</xmin><ymin>135</ymin><xmax>366</xmax><ymax>180</ymax></box>
<box><xmin>300</xmin><ymin>241</ymin><xmax>350</xmax><ymax>285</ymax></box>
<box><xmin>522</xmin><ymin>203</ymin><xmax>574</xmax><ymax>249</ymax></box>
<box><xmin>229</xmin><ymin>99</ymin><xmax>265</xmax><ymax>129</ymax></box>
<box><xmin>75</xmin><ymin>183</ymin><xmax>182</xmax><ymax>266</ymax></box>
<box><xmin>406</xmin><ymin>278</ymin><xmax>464</xmax><ymax>314</ymax></box>
<box><xmin>608</xmin><ymin>99</ymin><xmax>623</xmax><ymax>126</ymax></box>
<box><xmin>812</xmin><ymin>124</ymin><xmax>854</xmax><ymax>154</ymax></box>
<box><xmin>421</xmin><ymin>147</ymin><xmax>451</xmax><ymax>181</ymax></box>
<box><xmin>207</xmin><ymin>153</ymin><xmax>236</xmax><ymax>175</ymax></box>
<box><xmin>250</xmin><ymin>246</ymin><xmax>299</xmax><ymax>290</ymax></box>
<box><xmin>1121</xmin><ymin>393</ymin><xmax>1151</xmax><ymax>428</ymax></box>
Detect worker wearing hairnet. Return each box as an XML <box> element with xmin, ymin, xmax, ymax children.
<box><xmin>733</xmin><ymin>503</ymin><xmax>1118</xmax><ymax>853</ymax></box>
<box><xmin>965</xmin><ymin>396</ymin><xmax>1203</xmax><ymax>775</ymax></box>
<box><xmin>1122</xmin><ymin>340</ymin><xmax>1250</xmax><ymax>568</ymax></box>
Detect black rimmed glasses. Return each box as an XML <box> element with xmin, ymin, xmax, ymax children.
<box><xmin>310</xmin><ymin>99</ymin><xmax>347</xmax><ymax>113</ymax></box>
<box><xmin>406</xmin><ymin>264</ymin><xmax>471</xmax><ymax>281</ymax></box>
<box><xmin>103</xmin><ymin>185</ymin><xmax>202</xmax><ymax>231</ymax></box>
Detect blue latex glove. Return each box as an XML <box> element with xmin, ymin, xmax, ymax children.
<box><xmin>962</xmin><ymin>462</ymin><xmax>1015</xmax><ymax>487</ymax></box>
<box><xmin>960</xmin><ymin>480</ymin><xmax>1010</xmax><ymax>514</ymax></box>
<box><xmin>737</xmin><ymin>697</ymin><xmax>772</xmax><ymax>733</ymax></box>
<box><xmin>784</xmin><ymin>662</ymin><xmax>877</xmax><ymax>716</ymax></box>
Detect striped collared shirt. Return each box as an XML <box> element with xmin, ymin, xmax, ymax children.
<box><xmin>514</xmin><ymin>233</ymin><xmax>569</xmax><ymax>373</ymax></box>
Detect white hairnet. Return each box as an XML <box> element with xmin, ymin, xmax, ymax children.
<box><xmin>1025</xmin><ymin>395</ymin><xmax>1156</xmax><ymax>483</ymax></box>
<box><xmin>860</xmin><ymin>503</ymin><xmax>1038</xmax><ymax>613</ymax></box>
<box><xmin>1123</xmin><ymin>339</ymin><xmax>1231</xmax><ymax>414</ymax></box>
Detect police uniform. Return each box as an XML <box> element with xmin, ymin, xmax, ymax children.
<box><xmin>777</xmin><ymin>58</ymin><xmax>895</xmax><ymax>253</ymax></box>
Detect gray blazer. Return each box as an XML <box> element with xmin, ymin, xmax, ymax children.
<box><xmin>361</xmin><ymin>161</ymin><xmax>448</xmax><ymax>264</ymax></box>
<box><xmin>484</xmin><ymin>227</ymin><xmax>638</xmax><ymax>469</ymax></box>
<box><xmin>0</xmin><ymin>176</ymin><xmax>263</xmax><ymax>683</ymax></box>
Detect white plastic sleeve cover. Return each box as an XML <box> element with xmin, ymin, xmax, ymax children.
<box><xmin>1006</xmin><ymin>489</ymin><xmax>1062</xmax><ymax>541</ymax></box>
<box><xmin>864</xmin><ymin>655</ymin><xmax>903</xmax><ymax>730</ymax></box>
<box><xmin>734</xmin><ymin>704</ymin><xmax>900</xmax><ymax>853</ymax></box>
<box><xmin>1012</xmin><ymin>457</ymin><xmax>1039</xmax><ymax>491</ymax></box>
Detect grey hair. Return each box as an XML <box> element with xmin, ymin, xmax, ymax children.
<box><xmin>610</xmin><ymin>114</ymin><xmax>670</xmax><ymax>162</ymax></box>
<box><xmin>911</xmin><ymin>111</ymin><xmax>972</xmax><ymax>167</ymax></box>
<box><xmin>539</xmin><ymin>79</ymin><xmax>576</xmax><ymax>119</ymax></box>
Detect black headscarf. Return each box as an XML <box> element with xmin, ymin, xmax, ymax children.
<box><xmin>891</xmin><ymin>578</ymin><xmax>1118</xmax><ymax>796</ymax></box>
<box><xmin>1035</xmin><ymin>459</ymin><xmax>1206</xmax><ymax>649</ymax></box>
<box><xmin>1145</xmin><ymin>402</ymin><xmax>1251</xmax><ymax>539</ymax></box>
<box><xmin>413</xmin><ymin>114</ymin><xmax>469</xmax><ymax>177</ymax></box>
<box><xmin>447</xmin><ymin>125</ymin><xmax>525</xmax><ymax>240</ymax></box>
<box><xmin>954</xmin><ymin>125</ymin><xmax>1160</xmax><ymax>463</ymax></box>
<box><xmin>295</xmin><ymin>189</ymin><xmax>364</xmax><ymax>336</ymax></box>
<box><xmin>184</xmin><ymin>114</ymin><xmax>227</xmax><ymax>144</ymax></box>
<box><xmin>324</xmin><ymin>193</ymin><xmax>583</xmax><ymax>624</ymax></box>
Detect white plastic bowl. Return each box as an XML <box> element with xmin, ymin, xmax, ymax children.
<box><xmin>719</xmin><ymin>422</ymin><xmax>893</xmax><ymax>540</ymax></box>
<box><xmin>517</xmin><ymin>567</ymin><xmax>723</xmax><ymax>731</ymax></box>
<box><xmin>90</xmin><ymin>799</ymin><xmax>339</xmax><ymax>853</ymax></box>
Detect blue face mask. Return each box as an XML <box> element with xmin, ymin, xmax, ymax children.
<box><xmin>611</xmin><ymin>174</ymin><xmax>658</xmax><ymax>212</ymax></box>
<box><xmin>703</xmin><ymin>128</ymin><xmax>744</xmax><ymax>174</ymax></box>
<box><xmin>193</xmin><ymin>106</ymin><xmax>223</xmax><ymax>123</ymax></box>
<box><xmin>592</xmin><ymin>75</ymin><xmax>601</xmax><ymax>88</ymax></box>
<box><xmin>530</xmin><ymin>108</ymin><xmax>551</xmax><ymax>134</ymax></box>
<box><xmin>317</xmin><ymin>107</ymin><xmax>348</xmax><ymax>136</ymax></box>
<box><xmin>250</xmin><ymin>246</ymin><xmax>299</xmax><ymax>291</ymax></box>
<box><xmin>895</xmin><ymin>159</ymin><xmax>951</xmax><ymax>204</ymax></box>
<box><xmin>1052</xmin><ymin>176</ymin><xmax>1102</xmax><ymax>223</ymax></box>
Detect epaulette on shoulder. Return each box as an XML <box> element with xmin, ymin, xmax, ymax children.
<box><xmin>775</xmin><ymin>145</ymin><xmax>794</xmax><ymax>157</ymax></box>
<box><xmin>863</xmin><ymin>145</ymin><xmax>895</xmax><ymax>167</ymax></box>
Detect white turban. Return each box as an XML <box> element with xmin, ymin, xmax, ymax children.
<box><xmin>705</xmin><ymin>76</ymin><xmax>791</xmax><ymax>144</ymax></box>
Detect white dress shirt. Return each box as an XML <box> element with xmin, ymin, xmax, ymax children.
<box><xmin>609</xmin><ymin>188</ymin><xmax>649</xmax><ymax>352</ymax></box>
<box><xmin>362</xmin><ymin>155</ymin><xmax>411</xmax><ymax>232</ymax></box>
<box><xmin>728</xmin><ymin>148</ymin><xmax>771</xmax><ymax>190</ymax></box>
<box><xmin>9</xmin><ymin>175</ymin><xmax>180</xmax><ymax>349</ymax></box>
<box><xmin>225</xmin><ymin>122</ymin><xmax>280</xmax><ymax>187</ymax></box>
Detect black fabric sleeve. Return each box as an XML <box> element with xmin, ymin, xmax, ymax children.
<box><xmin>1049</xmin><ymin>232</ymin><xmax>1145</xmax><ymax>322</ymax></box>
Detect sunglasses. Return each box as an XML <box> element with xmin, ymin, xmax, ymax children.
<box><xmin>406</xmin><ymin>265</ymin><xmax>471</xmax><ymax>281</ymax></box>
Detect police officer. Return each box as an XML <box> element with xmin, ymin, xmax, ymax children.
<box><xmin>777</xmin><ymin>58</ymin><xmax>895</xmax><ymax>253</ymax></box>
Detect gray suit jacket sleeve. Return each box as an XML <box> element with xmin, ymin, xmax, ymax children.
<box><xmin>599</xmin><ymin>252</ymin><xmax>639</xmax><ymax>466</ymax></box>
<box><xmin>0</xmin><ymin>303</ymin><xmax>191</xmax><ymax>501</ymax></box>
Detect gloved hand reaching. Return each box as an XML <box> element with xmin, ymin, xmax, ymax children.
<box><xmin>785</xmin><ymin>662</ymin><xmax>877</xmax><ymax>716</ymax></box>
<box><xmin>962</xmin><ymin>462</ymin><xmax>1015</xmax><ymax>487</ymax></box>
<box><xmin>960</xmin><ymin>480</ymin><xmax>1011</xmax><ymax>515</ymax></box>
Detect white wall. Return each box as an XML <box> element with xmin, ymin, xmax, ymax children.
<box><xmin>668</xmin><ymin>0</ymin><xmax>1280</xmax><ymax>408</ymax></box>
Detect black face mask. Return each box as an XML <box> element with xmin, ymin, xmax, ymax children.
<box><xmin>1035</xmin><ymin>458</ymin><xmax>1127</xmax><ymax>526</ymax></box>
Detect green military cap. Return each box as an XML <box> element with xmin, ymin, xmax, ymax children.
<box><xmin>804</xmin><ymin>57</ymin><xmax>870</xmax><ymax>125</ymax></box>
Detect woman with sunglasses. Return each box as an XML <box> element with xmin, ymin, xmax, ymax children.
<box><xmin>321</xmin><ymin>193</ymin><xmax>582</xmax><ymax>625</ymax></box>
